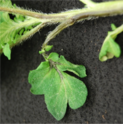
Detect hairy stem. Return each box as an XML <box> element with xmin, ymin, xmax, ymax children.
<box><xmin>0</xmin><ymin>7</ymin><xmax>66</xmax><ymax>21</ymax></box>
<box><xmin>1</xmin><ymin>1</ymin><xmax>123</xmax><ymax>22</ymax></box>
<box><xmin>0</xmin><ymin>23</ymin><xmax>45</xmax><ymax>54</ymax></box>
<box><xmin>41</xmin><ymin>1</ymin><xmax>123</xmax><ymax>49</ymax></box>
<box><xmin>1</xmin><ymin>0</ymin><xmax>123</xmax><ymax>55</ymax></box>
<box><xmin>42</xmin><ymin>19</ymin><xmax>75</xmax><ymax>48</ymax></box>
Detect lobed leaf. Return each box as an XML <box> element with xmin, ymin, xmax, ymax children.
<box><xmin>28</xmin><ymin>52</ymin><xmax>87</xmax><ymax>120</ymax></box>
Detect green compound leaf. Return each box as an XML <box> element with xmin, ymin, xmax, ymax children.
<box><xmin>28</xmin><ymin>52</ymin><xmax>87</xmax><ymax>120</ymax></box>
<box><xmin>99</xmin><ymin>24</ymin><xmax>121</xmax><ymax>62</ymax></box>
<box><xmin>3</xmin><ymin>43</ymin><xmax>11</xmax><ymax>60</ymax></box>
<box><xmin>0</xmin><ymin>0</ymin><xmax>42</xmax><ymax>58</ymax></box>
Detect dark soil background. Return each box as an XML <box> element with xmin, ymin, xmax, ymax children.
<box><xmin>1</xmin><ymin>0</ymin><xmax>123</xmax><ymax>123</ymax></box>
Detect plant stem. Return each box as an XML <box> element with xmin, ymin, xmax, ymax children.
<box><xmin>42</xmin><ymin>19</ymin><xmax>75</xmax><ymax>48</ymax></box>
<box><xmin>41</xmin><ymin>1</ymin><xmax>123</xmax><ymax>49</ymax></box>
<box><xmin>1</xmin><ymin>1</ymin><xmax>123</xmax><ymax>22</ymax></box>
<box><xmin>42</xmin><ymin>52</ymin><xmax>49</xmax><ymax>61</ymax></box>
<box><xmin>72</xmin><ymin>1</ymin><xmax>123</xmax><ymax>22</ymax></box>
<box><xmin>0</xmin><ymin>7</ymin><xmax>66</xmax><ymax>21</ymax></box>
<box><xmin>1</xmin><ymin>0</ymin><xmax>123</xmax><ymax>54</ymax></box>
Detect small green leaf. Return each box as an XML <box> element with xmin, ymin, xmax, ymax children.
<box><xmin>99</xmin><ymin>24</ymin><xmax>121</xmax><ymax>62</ymax></box>
<box><xmin>39</xmin><ymin>45</ymin><xmax>53</xmax><ymax>55</ymax></box>
<box><xmin>111</xmin><ymin>23</ymin><xmax>117</xmax><ymax>31</ymax></box>
<box><xmin>28</xmin><ymin>52</ymin><xmax>87</xmax><ymax>120</ymax></box>
<box><xmin>3</xmin><ymin>43</ymin><xmax>11</xmax><ymax>60</ymax></box>
<box><xmin>39</xmin><ymin>49</ymin><xmax>45</xmax><ymax>54</ymax></box>
<box><xmin>45</xmin><ymin>45</ymin><xmax>53</xmax><ymax>51</ymax></box>
<box><xmin>99</xmin><ymin>37</ymin><xmax>121</xmax><ymax>62</ymax></box>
